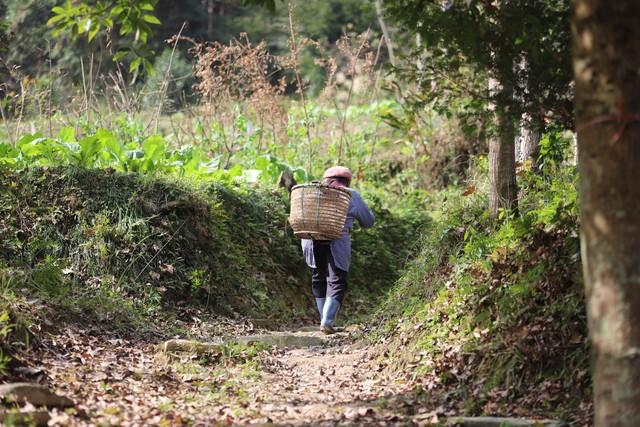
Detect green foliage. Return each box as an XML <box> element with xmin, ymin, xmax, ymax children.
<box><xmin>1</xmin><ymin>0</ymin><xmax>378</xmax><ymax>95</ymax></box>
<box><xmin>371</xmin><ymin>140</ymin><xmax>586</xmax><ymax>419</ymax></box>
<box><xmin>0</xmin><ymin>167</ymin><xmax>309</xmax><ymax>326</ymax></box>
<box><xmin>0</xmin><ymin>311</ymin><xmax>13</xmax><ymax>375</ymax></box>
<box><xmin>1</xmin><ymin>0</ymin><xmax>60</xmax><ymax>77</ymax></box>
<box><xmin>240</xmin><ymin>0</ymin><xmax>283</xmax><ymax>14</ymax></box>
<box><xmin>384</xmin><ymin>0</ymin><xmax>573</xmax><ymax>133</ymax></box>
<box><xmin>48</xmin><ymin>0</ymin><xmax>161</xmax><ymax>75</ymax></box>
<box><xmin>537</xmin><ymin>130</ymin><xmax>573</xmax><ymax>174</ymax></box>
<box><xmin>0</xmin><ymin>126</ymin><xmax>309</xmax><ymax>186</ymax></box>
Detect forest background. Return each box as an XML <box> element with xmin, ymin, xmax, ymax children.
<box><xmin>0</xmin><ymin>0</ymin><xmax>595</xmax><ymax>425</ymax></box>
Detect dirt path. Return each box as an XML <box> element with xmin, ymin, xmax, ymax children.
<box><xmin>240</xmin><ymin>330</ymin><xmax>422</xmax><ymax>426</ymax></box>
<box><xmin>11</xmin><ymin>319</ymin><xmax>574</xmax><ymax>426</ymax></box>
<box><xmin>16</xmin><ymin>322</ymin><xmax>436</xmax><ymax>426</ymax></box>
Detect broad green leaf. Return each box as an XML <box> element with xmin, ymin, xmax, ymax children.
<box><xmin>57</xmin><ymin>126</ymin><xmax>75</xmax><ymax>143</ymax></box>
<box><xmin>129</xmin><ymin>57</ymin><xmax>142</xmax><ymax>73</ymax></box>
<box><xmin>110</xmin><ymin>5</ymin><xmax>124</xmax><ymax>16</ymax></box>
<box><xmin>141</xmin><ymin>14</ymin><xmax>161</xmax><ymax>25</ymax></box>
<box><xmin>47</xmin><ymin>14</ymin><xmax>67</xmax><ymax>26</ymax></box>
<box><xmin>143</xmin><ymin>59</ymin><xmax>155</xmax><ymax>76</ymax></box>
<box><xmin>242</xmin><ymin>169</ymin><xmax>262</xmax><ymax>183</ymax></box>
<box><xmin>113</xmin><ymin>49</ymin><xmax>129</xmax><ymax>61</ymax></box>
<box><xmin>78</xmin><ymin>136</ymin><xmax>101</xmax><ymax>168</ymax></box>
<box><xmin>16</xmin><ymin>133</ymin><xmax>43</xmax><ymax>147</ymax></box>
<box><xmin>228</xmin><ymin>164</ymin><xmax>244</xmax><ymax>178</ymax></box>
<box><xmin>88</xmin><ymin>25</ymin><xmax>100</xmax><ymax>42</ymax></box>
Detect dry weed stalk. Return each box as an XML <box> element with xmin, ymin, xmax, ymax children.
<box><xmin>151</xmin><ymin>23</ymin><xmax>186</xmax><ymax>134</ymax></box>
<box><xmin>191</xmin><ymin>32</ymin><xmax>287</xmax><ymax>162</ymax></box>
<box><xmin>107</xmin><ymin>66</ymin><xmax>143</xmax><ymax>118</ymax></box>
<box><xmin>285</xmin><ymin>2</ymin><xmax>313</xmax><ymax>174</ymax></box>
<box><xmin>336</xmin><ymin>30</ymin><xmax>375</xmax><ymax>163</ymax></box>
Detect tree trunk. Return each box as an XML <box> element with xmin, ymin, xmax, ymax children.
<box><xmin>516</xmin><ymin>113</ymin><xmax>542</xmax><ymax>167</ymax></box>
<box><xmin>374</xmin><ymin>0</ymin><xmax>396</xmax><ymax>67</ymax></box>
<box><xmin>488</xmin><ymin>75</ymin><xmax>518</xmax><ymax>220</ymax></box>
<box><xmin>573</xmin><ymin>1</ymin><xmax>640</xmax><ymax>426</ymax></box>
<box><xmin>489</xmin><ymin>111</ymin><xmax>518</xmax><ymax>219</ymax></box>
<box><xmin>207</xmin><ymin>0</ymin><xmax>214</xmax><ymax>39</ymax></box>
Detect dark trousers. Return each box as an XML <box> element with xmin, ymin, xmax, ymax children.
<box><xmin>311</xmin><ymin>243</ymin><xmax>348</xmax><ymax>303</ymax></box>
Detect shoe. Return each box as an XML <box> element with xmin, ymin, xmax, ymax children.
<box><xmin>321</xmin><ymin>324</ymin><xmax>336</xmax><ymax>335</ymax></box>
<box><xmin>321</xmin><ymin>297</ymin><xmax>341</xmax><ymax>330</ymax></box>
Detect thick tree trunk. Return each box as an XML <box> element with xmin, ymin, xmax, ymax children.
<box><xmin>489</xmin><ymin>111</ymin><xmax>518</xmax><ymax>219</ymax></box>
<box><xmin>573</xmin><ymin>1</ymin><xmax>640</xmax><ymax>426</ymax></box>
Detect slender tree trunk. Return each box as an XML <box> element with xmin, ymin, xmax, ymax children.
<box><xmin>374</xmin><ymin>0</ymin><xmax>396</xmax><ymax>67</ymax></box>
<box><xmin>489</xmin><ymin>109</ymin><xmax>517</xmax><ymax>219</ymax></box>
<box><xmin>573</xmin><ymin>1</ymin><xmax>640</xmax><ymax>426</ymax></box>
<box><xmin>207</xmin><ymin>0</ymin><xmax>214</xmax><ymax>39</ymax></box>
<box><xmin>516</xmin><ymin>113</ymin><xmax>542</xmax><ymax>167</ymax></box>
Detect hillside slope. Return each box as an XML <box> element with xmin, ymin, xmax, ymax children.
<box><xmin>0</xmin><ymin>167</ymin><xmax>423</xmax><ymax>330</ymax></box>
<box><xmin>368</xmin><ymin>166</ymin><xmax>592</xmax><ymax>424</ymax></box>
<box><xmin>0</xmin><ymin>167</ymin><xmax>311</xmax><ymax>325</ymax></box>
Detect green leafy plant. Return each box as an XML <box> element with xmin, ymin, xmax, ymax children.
<box><xmin>47</xmin><ymin>0</ymin><xmax>161</xmax><ymax>75</ymax></box>
<box><xmin>0</xmin><ymin>127</ymin><xmax>312</xmax><ymax>185</ymax></box>
<box><xmin>0</xmin><ymin>311</ymin><xmax>13</xmax><ymax>375</ymax></box>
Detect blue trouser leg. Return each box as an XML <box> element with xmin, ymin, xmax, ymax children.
<box><xmin>311</xmin><ymin>244</ymin><xmax>348</xmax><ymax>327</ymax></box>
<box><xmin>315</xmin><ymin>298</ymin><xmax>326</xmax><ymax>317</ymax></box>
<box><xmin>321</xmin><ymin>297</ymin><xmax>341</xmax><ymax>327</ymax></box>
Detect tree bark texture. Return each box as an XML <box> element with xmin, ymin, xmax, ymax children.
<box><xmin>573</xmin><ymin>1</ymin><xmax>640</xmax><ymax>425</ymax></box>
<box><xmin>516</xmin><ymin>113</ymin><xmax>542</xmax><ymax>167</ymax></box>
<box><xmin>489</xmin><ymin>110</ymin><xmax>518</xmax><ymax>220</ymax></box>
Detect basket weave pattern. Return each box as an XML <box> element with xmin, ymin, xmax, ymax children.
<box><xmin>289</xmin><ymin>184</ymin><xmax>352</xmax><ymax>240</ymax></box>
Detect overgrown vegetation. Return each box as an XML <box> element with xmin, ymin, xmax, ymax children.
<box><xmin>369</xmin><ymin>133</ymin><xmax>589</xmax><ymax>422</ymax></box>
<box><xmin>0</xmin><ymin>164</ymin><xmax>423</xmax><ymax>332</ymax></box>
<box><xmin>0</xmin><ymin>166</ymin><xmax>306</xmax><ymax>326</ymax></box>
<box><xmin>0</xmin><ymin>0</ymin><xmax>597</xmax><ymax>423</ymax></box>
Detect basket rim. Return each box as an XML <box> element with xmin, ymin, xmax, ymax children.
<box><xmin>291</xmin><ymin>182</ymin><xmax>352</xmax><ymax>196</ymax></box>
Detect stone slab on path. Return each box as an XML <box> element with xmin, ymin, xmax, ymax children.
<box><xmin>446</xmin><ymin>417</ymin><xmax>568</xmax><ymax>427</ymax></box>
<box><xmin>232</xmin><ymin>331</ymin><xmax>327</xmax><ymax>348</ymax></box>
<box><xmin>162</xmin><ymin>339</ymin><xmax>224</xmax><ymax>354</ymax></box>
<box><xmin>162</xmin><ymin>329</ymin><xmax>338</xmax><ymax>354</ymax></box>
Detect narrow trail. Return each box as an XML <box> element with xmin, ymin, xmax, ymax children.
<box><xmin>21</xmin><ymin>321</ymin><xmax>433</xmax><ymax>426</ymax></box>
<box><xmin>15</xmin><ymin>321</ymin><xmax>569</xmax><ymax>426</ymax></box>
<box><xmin>239</xmin><ymin>329</ymin><xmax>419</xmax><ymax>426</ymax></box>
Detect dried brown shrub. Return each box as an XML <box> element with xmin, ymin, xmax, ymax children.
<box><xmin>192</xmin><ymin>34</ymin><xmax>285</xmax><ymax>121</ymax></box>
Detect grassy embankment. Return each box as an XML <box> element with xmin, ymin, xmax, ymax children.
<box><xmin>369</xmin><ymin>144</ymin><xmax>591</xmax><ymax>423</ymax></box>
<box><xmin>0</xmin><ymin>165</ymin><xmax>424</xmax><ymax>339</ymax></box>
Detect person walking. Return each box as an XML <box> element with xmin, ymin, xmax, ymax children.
<box><xmin>301</xmin><ymin>166</ymin><xmax>375</xmax><ymax>334</ymax></box>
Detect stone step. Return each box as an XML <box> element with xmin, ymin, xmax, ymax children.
<box><xmin>161</xmin><ymin>331</ymin><xmax>330</xmax><ymax>354</ymax></box>
<box><xmin>232</xmin><ymin>333</ymin><xmax>326</xmax><ymax>348</ymax></box>
<box><xmin>0</xmin><ymin>383</ymin><xmax>74</xmax><ymax>408</ymax></box>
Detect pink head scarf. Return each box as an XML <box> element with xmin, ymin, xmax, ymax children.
<box><xmin>322</xmin><ymin>166</ymin><xmax>352</xmax><ymax>188</ymax></box>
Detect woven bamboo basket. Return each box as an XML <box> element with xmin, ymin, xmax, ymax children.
<box><xmin>289</xmin><ymin>183</ymin><xmax>352</xmax><ymax>240</ymax></box>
